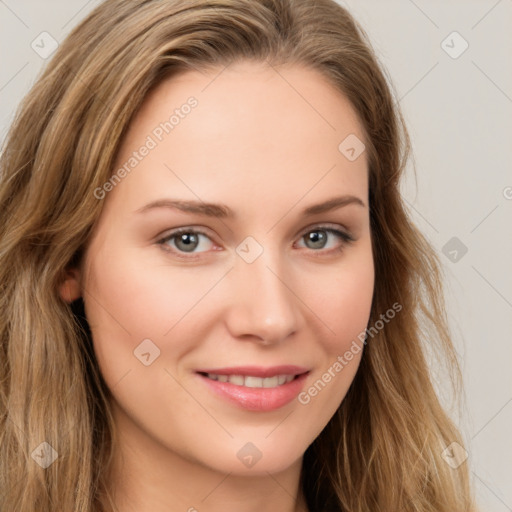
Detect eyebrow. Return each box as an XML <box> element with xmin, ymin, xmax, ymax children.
<box><xmin>135</xmin><ymin>194</ymin><xmax>366</xmax><ymax>218</ymax></box>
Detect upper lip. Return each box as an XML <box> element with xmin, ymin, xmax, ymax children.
<box><xmin>195</xmin><ymin>365</ymin><xmax>310</xmax><ymax>378</ymax></box>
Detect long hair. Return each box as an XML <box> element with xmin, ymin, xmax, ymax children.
<box><xmin>0</xmin><ymin>1</ymin><xmax>474</xmax><ymax>510</ymax></box>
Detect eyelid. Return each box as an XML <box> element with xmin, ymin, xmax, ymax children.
<box><xmin>157</xmin><ymin>224</ymin><xmax>214</xmax><ymax>243</ymax></box>
<box><xmin>156</xmin><ymin>226</ymin><xmax>219</xmax><ymax>260</ymax></box>
<box><xmin>157</xmin><ymin>222</ymin><xmax>354</xmax><ymax>243</ymax></box>
<box><xmin>156</xmin><ymin>223</ymin><xmax>355</xmax><ymax>258</ymax></box>
<box><xmin>296</xmin><ymin>222</ymin><xmax>354</xmax><ymax>242</ymax></box>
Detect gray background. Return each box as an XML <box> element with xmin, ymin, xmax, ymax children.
<box><xmin>1</xmin><ymin>1</ymin><xmax>511</xmax><ymax>510</ymax></box>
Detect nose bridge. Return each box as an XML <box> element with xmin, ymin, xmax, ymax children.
<box><xmin>225</xmin><ymin>242</ymin><xmax>300</xmax><ymax>343</ymax></box>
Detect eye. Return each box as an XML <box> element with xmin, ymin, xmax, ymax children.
<box><xmin>157</xmin><ymin>224</ymin><xmax>354</xmax><ymax>259</ymax></box>
<box><xmin>295</xmin><ymin>225</ymin><xmax>354</xmax><ymax>254</ymax></box>
<box><xmin>157</xmin><ymin>228</ymin><xmax>215</xmax><ymax>258</ymax></box>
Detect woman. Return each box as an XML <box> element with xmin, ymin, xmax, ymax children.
<box><xmin>0</xmin><ymin>0</ymin><xmax>475</xmax><ymax>510</ymax></box>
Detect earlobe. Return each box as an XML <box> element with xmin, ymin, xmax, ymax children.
<box><xmin>59</xmin><ymin>268</ymin><xmax>82</xmax><ymax>303</ymax></box>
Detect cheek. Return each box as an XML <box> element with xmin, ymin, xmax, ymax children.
<box><xmin>84</xmin><ymin>245</ymin><xmax>211</xmax><ymax>337</ymax></box>
<box><xmin>308</xmin><ymin>246</ymin><xmax>374</xmax><ymax>353</ymax></box>
<box><xmin>297</xmin><ymin>246</ymin><xmax>373</xmax><ymax>409</ymax></box>
<box><xmin>81</xmin><ymin>244</ymin><xmax>227</xmax><ymax>389</ymax></box>
<box><xmin>296</xmin><ymin>262</ymin><xmax>373</xmax><ymax>437</ymax></box>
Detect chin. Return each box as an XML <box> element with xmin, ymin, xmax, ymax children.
<box><xmin>195</xmin><ymin>437</ymin><xmax>307</xmax><ymax>476</ymax></box>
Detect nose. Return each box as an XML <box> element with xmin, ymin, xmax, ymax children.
<box><xmin>223</xmin><ymin>250</ymin><xmax>301</xmax><ymax>346</ymax></box>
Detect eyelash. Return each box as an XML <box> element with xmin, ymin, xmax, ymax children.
<box><xmin>156</xmin><ymin>224</ymin><xmax>355</xmax><ymax>260</ymax></box>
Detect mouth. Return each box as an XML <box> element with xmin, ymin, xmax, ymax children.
<box><xmin>197</xmin><ymin>372</ymin><xmax>304</xmax><ymax>388</ymax></box>
<box><xmin>195</xmin><ymin>365</ymin><xmax>310</xmax><ymax>411</ymax></box>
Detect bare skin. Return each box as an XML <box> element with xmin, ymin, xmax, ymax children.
<box><xmin>61</xmin><ymin>60</ymin><xmax>374</xmax><ymax>512</ymax></box>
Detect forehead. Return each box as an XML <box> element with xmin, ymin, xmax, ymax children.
<box><xmin>129</xmin><ymin>60</ymin><xmax>365</xmax><ymax>148</ymax></box>
<box><xmin>108</xmin><ymin>61</ymin><xmax>368</xmax><ymax>216</ymax></box>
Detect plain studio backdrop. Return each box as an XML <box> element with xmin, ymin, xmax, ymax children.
<box><xmin>0</xmin><ymin>1</ymin><xmax>511</xmax><ymax>510</ymax></box>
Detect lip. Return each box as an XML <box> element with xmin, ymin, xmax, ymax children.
<box><xmin>195</xmin><ymin>365</ymin><xmax>309</xmax><ymax>378</ymax></box>
<box><xmin>195</xmin><ymin>366</ymin><xmax>310</xmax><ymax>412</ymax></box>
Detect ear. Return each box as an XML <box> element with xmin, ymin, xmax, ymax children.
<box><xmin>59</xmin><ymin>267</ymin><xmax>82</xmax><ymax>303</ymax></box>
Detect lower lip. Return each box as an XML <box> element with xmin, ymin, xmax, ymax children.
<box><xmin>197</xmin><ymin>372</ymin><xmax>309</xmax><ymax>412</ymax></box>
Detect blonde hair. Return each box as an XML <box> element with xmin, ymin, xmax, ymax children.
<box><xmin>0</xmin><ymin>1</ymin><xmax>475</xmax><ymax>510</ymax></box>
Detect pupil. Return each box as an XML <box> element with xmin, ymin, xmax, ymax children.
<box><xmin>307</xmin><ymin>231</ymin><xmax>326</xmax><ymax>249</ymax></box>
<box><xmin>177</xmin><ymin>233</ymin><xmax>198</xmax><ymax>252</ymax></box>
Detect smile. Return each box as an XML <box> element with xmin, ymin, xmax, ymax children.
<box><xmin>201</xmin><ymin>373</ymin><xmax>298</xmax><ymax>388</ymax></box>
<box><xmin>195</xmin><ymin>365</ymin><xmax>310</xmax><ymax>411</ymax></box>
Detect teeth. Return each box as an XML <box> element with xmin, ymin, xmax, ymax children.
<box><xmin>229</xmin><ymin>375</ymin><xmax>245</xmax><ymax>386</ymax></box>
<box><xmin>244</xmin><ymin>376</ymin><xmax>264</xmax><ymax>388</ymax></box>
<box><xmin>205</xmin><ymin>373</ymin><xmax>297</xmax><ymax>388</ymax></box>
<box><xmin>262</xmin><ymin>376</ymin><xmax>278</xmax><ymax>388</ymax></box>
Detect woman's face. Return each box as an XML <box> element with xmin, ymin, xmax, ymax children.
<box><xmin>74</xmin><ymin>61</ymin><xmax>374</xmax><ymax>476</ymax></box>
